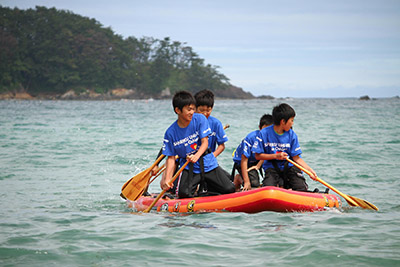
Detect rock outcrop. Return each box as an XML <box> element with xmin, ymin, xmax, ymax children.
<box><xmin>359</xmin><ymin>95</ymin><xmax>371</xmax><ymax>100</ymax></box>
<box><xmin>214</xmin><ymin>85</ymin><xmax>255</xmax><ymax>99</ymax></box>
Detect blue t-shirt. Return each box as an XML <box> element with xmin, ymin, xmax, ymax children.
<box><xmin>233</xmin><ymin>130</ymin><xmax>260</xmax><ymax>165</ymax></box>
<box><xmin>207</xmin><ymin>116</ymin><xmax>228</xmax><ymax>152</ymax></box>
<box><xmin>162</xmin><ymin>113</ymin><xmax>218</xmax><ymax>173</ymax></box>
<box><xmin>252</xmin><ymin>125</ymin><xmax>302</xmax><ymax>171</ymax></box>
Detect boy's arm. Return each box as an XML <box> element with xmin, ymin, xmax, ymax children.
<box><xmin>187</xmin><ymin>136</ymin><xmax>209</xmax><ymax>163</ymax></box>
<box><xmin>240</xmin><ymin>155</ymin><xmax>251</xmax><ymax>191</ymax></box>
<box><xmin>213</xmin><ymin>122</ymin><xmax>228</xmax><ymax>157</ymax></box>
<box><xmin>292</xmin><ymin>155</ymin><xmax>317</xmax><ymax>180</ymax></box>
<box><xmin>160</xmin><ymin>156</ymin><xmax>176</xmax><ymax>190</ymax></box>
<box><xmin>255</xmin><ymin>160</ymin><xmax>264</xmax><ymax>170</ymax></box>
<box><xmin>247</xmin><ymin>160</ymin><xmax>264</xmax><ymax>171</ymax></box>
<box><xmin>213</xmin><ymin>143</ymin><xmax>225</xmax><ymax>158</ymax></box>
<box><xmin>255</xmin><ymin>152</ymin><xmax>288</xmax><ymax>161</ymax></box>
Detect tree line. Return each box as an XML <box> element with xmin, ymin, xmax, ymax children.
<box><xmin>0</xmin><ymin>6</ymin><xmax>231</xmax><ymax>97</ymax></box>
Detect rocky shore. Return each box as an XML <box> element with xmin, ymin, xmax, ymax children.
<box><xmin>0</xmin><ymin>85</ymin><xmax>274</xmax><ymax>100</ymax></box>
<box><xmin>1</xmin><ymin>90</ymin><xmax>397</xmax><ymax>101</ymax></box>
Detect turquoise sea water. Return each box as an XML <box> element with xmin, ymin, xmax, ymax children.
<box><xmin>0</xmin><ymin>98</ymin><xmax>399</xmax><ymax>266</ymax></box>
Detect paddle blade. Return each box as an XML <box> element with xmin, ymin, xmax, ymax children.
<box><xmin>348</xmin><ymin>195</ymin><xmax>379</xmax><ymax>211</ymax></box>
<box><xmin>121</xmin><ymin>154</ymin><xmax>166</xmax><ymax>201</ymax></box>
<box><xmin>121</xmin><ymin>168</ymin><xmax>152</xmax><ymax>201</ymax></box>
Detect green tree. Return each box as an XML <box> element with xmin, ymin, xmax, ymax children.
<box><xmin>0</xmin><ymin>6</ymin><xmax>231</xmax><ymax>97</ymax></box>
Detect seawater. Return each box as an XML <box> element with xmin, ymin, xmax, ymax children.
<box><xmin>0</xmin><ymin>98</ymin><xmax>399</xmax><ymax>266</ymax></box>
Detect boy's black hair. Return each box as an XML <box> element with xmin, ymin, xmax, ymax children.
<box><xmin>272</xmin><ymin>103</ymin><xmax>296</xmax><ymax>125</ymax></box>
<box><xmin>259</xmin><ymin>114</ymin><xmax>273</xmax><ymax>128</ymax></box>
<box><xmin>172</xmin><ymin>90</ymin><xmax>196</xmax><ymax>113</ymax></box>
<box><xmin>194</xmin><ymin>89</ymin><xmax>214</xmax><ymax>108</ymax></box>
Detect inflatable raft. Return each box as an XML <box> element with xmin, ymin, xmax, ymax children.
<box><xmin>128</xmin><ymin>186</ymin><xmax>341</xmax><ymax>213</ymax></box>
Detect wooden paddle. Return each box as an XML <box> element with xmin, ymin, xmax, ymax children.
<box><xmin>143</xmin><ymin>160</ymin><xmax>190</xmax><ymax>213</ymax></box>
<box><xmin>120</xmin><ymin>154</ymin><xmax>165</xmax><ymax>201</ymax></box>
<box><xmin>121</xmin><ymin>156</ymin><xmax>165</xmax><ymax>192</ymax></box>
<box><xmin>148</xmin><ymin>165</ymin><xmax>166</xmax><ymax>184</ymax></box>
<box><xmin>135</xmin><ymin>164</ymin><xmax>166</xmax><ymax>199</ymax></box>
<box><xmin>286</xmin><ymin>158</ymin><xmax>378</xmax><ymax>210</ymax></box>
<box><xmin>123</xmin><ymin>124</ymin><xmax>230</xmax><ymax>202</ymax></box>
<box><xmin>137</xmin><ymin>124</ymin><xmax>230</xmax><ymax>193</ymax></box>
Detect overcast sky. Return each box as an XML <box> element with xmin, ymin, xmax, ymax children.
<box><xmin>2</xmin><ymin>0</ymin><xmax>400</xmax><ymax>98</ymax></box>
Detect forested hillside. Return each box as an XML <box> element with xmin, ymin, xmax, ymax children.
<box><xmin>0</xmin><ymin>6</ymin><xmax>254</xmax><ymax>99</ymax></box>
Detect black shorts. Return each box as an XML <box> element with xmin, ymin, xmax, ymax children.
<box><xmin>262</xmin><ymin>166</ymin><xmax>308</xmax><ymax>191</ymax></box>
<box><xmin>232</xmin><ymin>162</ymin><xmax>261</xmax><ymax>188</ymax></box>
<box><xmin>177</xmin><ymin>166</ymin><xmax>235</xmax><ymax>198</ymax></box>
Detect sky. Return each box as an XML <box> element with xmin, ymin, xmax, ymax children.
<box><xmin>2</xmin><ymin>0</ymin><xmax>400</xmax><ymax>98</ymax></box>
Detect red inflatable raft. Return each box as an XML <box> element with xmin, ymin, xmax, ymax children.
<box><xmin>128</xmin><ymin>186</ymin><xmax>341</xmax><ymax>213</ymax></box>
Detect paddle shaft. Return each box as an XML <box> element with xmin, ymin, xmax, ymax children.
<box><xmin>143</xmin><ymin>160</ymin><xmax>190</xmax><ymax>213</ymax></box>
<box><xmin>286</xmin><ymin>158</ymin><xmax>359</xmax><ymax>206</ymax></box>
<box><xmin>146</xmin><ymin>154</ymin><xmax>166</xmax><ymax>178</ymax></box>
<box><xmin>137</xmin><ymin>165</ymin><xmax>166</xmax><ymax>197</ymax></box>
<box><xmin>150</xmin><ymin>165</ymin><xmax>166</xmax><ymax>183</ymax></box>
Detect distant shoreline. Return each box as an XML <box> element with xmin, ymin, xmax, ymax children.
<box><xmin>0</xmin><ymin>86</ymin><xmax>275</xmax><ymax>101</ymax></box>
<box><xmin>1</xmin><ymin>91</ymin><xmax>398</xmax><ymax>101</ymax></box>
<box><xmin>0</xmin><ymin>91</ymin><xmax>272</xmax><ymax>101</ymax></box>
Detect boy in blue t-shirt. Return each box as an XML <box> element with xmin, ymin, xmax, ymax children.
<box><xmin>161</xmin><ymin>91</ymin><xmax>235</xmax><ymax>198</ymax></box>
<box><xmin>253</xmin><ymin>103</ymin><xmax>317</xmax><ymax>191</ymax></box>
<box><xmin>194</xmin><ymin>89</ymin><xmax>228</xmax><ymax>158</ymax></box>
<box><xmin>232</xmin><ymin>114</ymin><xmax>273</xmax><ymax>191</ymax></box>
